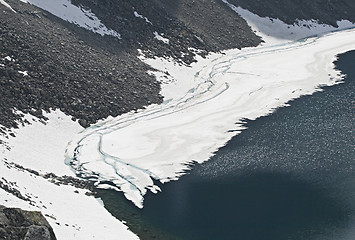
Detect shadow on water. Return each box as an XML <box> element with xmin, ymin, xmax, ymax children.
<box><xmin>96</xmin><ymin>187</ymin><xmax>184</xmax><ymax>240</ymax></box>
<box><xmin>141</xmin><ymin>172</ymin><xmax>351</xmax><ymax>240</ymax></box>
<box><xmin>98</xmin><ymin>170</ymin><xmax>351</xmax><ymax>240</ymax></box>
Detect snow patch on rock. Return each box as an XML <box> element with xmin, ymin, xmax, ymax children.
<box><xmin>0</xmin><ymin>0</ymin><xmax>16</xmax><ymax>12</ymax></box>
<box><xmin>154</xmin><ymin>31</ymin><xmax>170</xmax><ymax>44</ymax></box>
<box><xmin>20</xmin><ymin>0</ymin><xmax>121</xmax><ymax>39</ymax></box>
<box><xmin>134</xmin><ymin>10</ymin><xmax>152</xmax><ymax>25</ymax></box>
<box><xmin>222</xmin><ymin>0</ymin><xmax>355</xmax><ymax>44</ymax></box>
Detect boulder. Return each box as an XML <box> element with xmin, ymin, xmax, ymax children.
<box><xmin>0</xmin><ymin>205</ymin><xmax>56</xmax><ymax>240</ymax></box>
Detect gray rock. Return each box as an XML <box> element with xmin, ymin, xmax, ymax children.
<box><xmin>24</xmin><ymin>226</ymin><xmax>51</xmax><ymax>240</ymax></box>
<box><xmin>0</xmin><ymin>205</ymin><xmax>57</xmax><ymax>240</ymax></box>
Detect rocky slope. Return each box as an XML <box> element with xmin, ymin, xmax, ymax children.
<box><xmin>0</xmin><ymin>0</ymin><xmax>261</xmax><ymax>130</ymax></box>
<box><xmin>1</xmin><ymin>1</ymin><xmax>355</xmax><ymax>128</ymax></box>
<box><xmin>2</xmin><ymin>0</ymin><xmax>354</xmax><ymax>131</ymax></box>
<box><xmin>1</xmin><ymin>0</ymin><xmax>163</xmax><ymax>129</ymax></box>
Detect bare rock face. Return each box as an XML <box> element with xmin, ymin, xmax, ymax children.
<box><xmin>0</xmin><ymin>205</ymin><xmax>56</xmax><ymax>240</ymax></box>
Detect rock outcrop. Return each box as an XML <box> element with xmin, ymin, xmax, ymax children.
<box><xmin>0</xmin><ymin>205</ymin><xmax>56</xmax><ymax>240</ymax></box>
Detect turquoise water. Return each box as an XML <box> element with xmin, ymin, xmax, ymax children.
<box><xmin>98</xmin><ymin>50</ymin><xmax>355</xmax><ymax>240</ymax></box>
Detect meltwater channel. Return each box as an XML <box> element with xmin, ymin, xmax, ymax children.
<box><xmin>97</xmin><ymin>50</ymin><xmax>355</xmax><ymax>240</ymax></box>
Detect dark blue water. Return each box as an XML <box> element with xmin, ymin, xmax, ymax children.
<box><xmin>98</xmin><ymin>50</ymin><xmax>355</xmax><ymax>240</ymax></box>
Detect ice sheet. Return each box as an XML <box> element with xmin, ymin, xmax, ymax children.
<box><xmin>66</xmin><ymin>27</ymin><xmax>355</xmax><ymax>208</ymax></box>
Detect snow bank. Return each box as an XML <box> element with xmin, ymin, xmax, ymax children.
<box><xmin>0</xmin><ymin>110</ymin><xmax>138</xmax><ymax>240</ymax></box>
<box><xmin>20</xmin><ymin>0</ymin><xmax>121</xmax><ymax>38</ymax></box>
<box><xmin>66</xmin><ymin>24</ymin><xmax>355</xmax><ymax>208</ymax></box>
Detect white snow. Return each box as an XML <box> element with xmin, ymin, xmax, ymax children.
<box><xmin>4</xmin><ymin>56</ymin><xmax>15</xmax><ymax>62</ymax></box>
<box><xmin>2</xmin><ymin>110</ymin><xmax>81</xmax><ymax>176</ymax></box>
<box><xmin>66</xmin><ymin>24</ymin><xmax>355</xmax><ymax>207</ymax></box>
<box><xmin>18</xmin><ymin>70</ymin><xmax>28</xmax><ymax>76</ymax></box>
<box><xmin>20</xmin><ymin>0</ymin><xmax>121</xmax><ymax>39</ymax></box>
<box><xmin>0</xmin><ymin>0</ymin><xmax>16</xmax><ymax>12</ymax></box>
<box><xmin>0</xmin><ymin>110</ymin><xmax>138</xmax><ymax>240</ymax></box>
<box><xmin>154</xmin><ymin>31</ymin><xmax>170</xmax><ymax>44</ymax></box>
<box><xmin>134</xmin><ymin>11</ymin><xmax>152</xmax><ymax>25</ymax></box>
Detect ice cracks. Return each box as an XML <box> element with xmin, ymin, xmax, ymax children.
<box><xmin>66</xmin><ymin>28</ymin><xmax>355</xmax><ymax>208</ymax></box>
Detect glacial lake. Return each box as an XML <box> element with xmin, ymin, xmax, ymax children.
<box><xmin>97</xmin><ymin>50</ymin><xmax>355</xmax><ymax>240</ymax></box>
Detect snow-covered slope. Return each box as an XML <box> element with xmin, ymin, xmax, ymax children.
<box><xmin>0</xmin><ymin>110</ymin><xmax>139</xmax><ymax>239</ymax></box>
